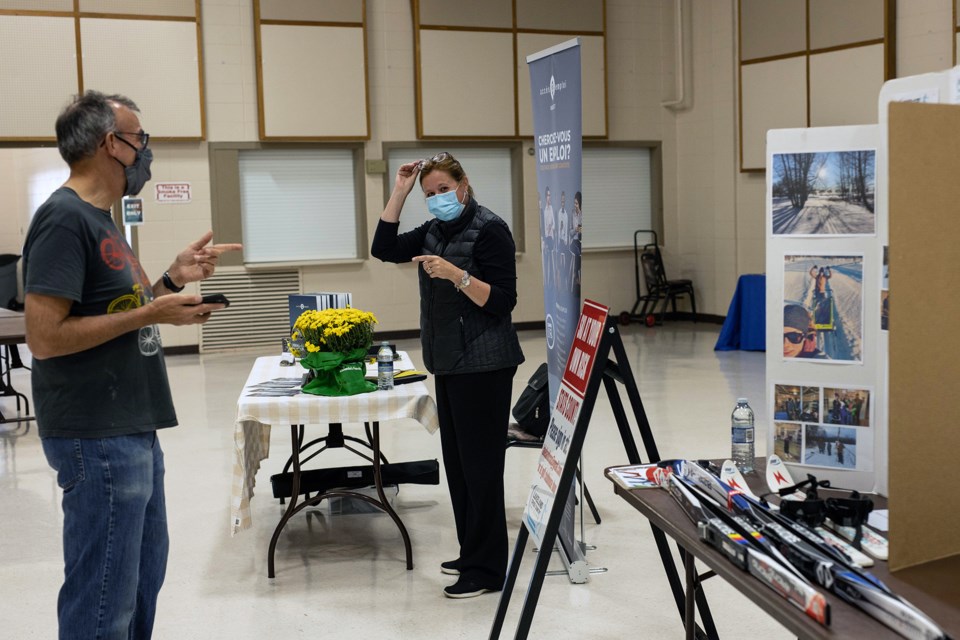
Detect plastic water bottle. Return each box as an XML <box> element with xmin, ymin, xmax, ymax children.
<box><xmin>377</xmin><ymin>341</ymin><xmax>394</xmax><ymax>390</ymax></box>
<box><xmin>731</xmin><ymin>398</ymin><xmax>755</xmax><ymax>473</ymax></box>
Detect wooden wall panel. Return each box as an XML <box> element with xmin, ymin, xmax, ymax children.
<box><xmin>515</xmin><ymin>0</ymin><xmax>602</xmax><ymax>32</ymax></box>
<box><xmin>809</xmin><ymin>0</ymin><xmax>884</xmax><ymax>50</ymax></box>
<box><xmin>739</xmin><ymin>0</ymin><xmax>805</xmax><ymax>61</ymax></box>
<box><xmin>81</xmin><ymin>18</ymin><xmax>202</xmax><ymax>138</ymax></box>
<box><xmin>0</xmin><ymin>0</ymin><xmax>71</xmax><ymax>10</ymax></box>
<box><xmin>738</xmin><ymin>0</ymin><xmax>894</xmax><ymax>171</ymax></box>
<box><xmin>0</xmin><ymin>5</ymin><xmax>204</xmax><ymax>141</ymax></box>
<box><xmin>258</xmin><ymin>0</ymin><xmax>361</xmax><ymax>23</ymax></box>
<box><xmin>260</xmin><ymin>25</ymin><xmax>367</xmax><ymax>138</ymax></box>
<box><xmin>809</xmin><ymin>45</ymin><xmax>884</xmax><ymax>127</ymax></box>
<box><xmin>79</xmin><ymin>0</ymin><xmax>196</xmax><ymax>17</ymax></box>
<box><xmin>419</xmin><ymin>30</ymin><xmax>515</xmax><ymax>137</ymax></box>
<box><xmin>740</xmin><ymin>56</ymin><xmax>807</xmax><ymax>171</ymax></box>
<box><xmin>417</xmin><ymin>0</ymin><xmax>512</xmax><ymax>29</ymax></box>
<box><xmin>0</xmin><ymin>15</ymin><xmax>78</xmax><ymax>139</ymax></box>
<box><xmin>414</xmin><ymin>0</ymin><xmax>607</xmax><ymax>139</ymax></box>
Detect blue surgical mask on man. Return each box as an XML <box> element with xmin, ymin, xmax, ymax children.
<box><xmin>426</xmin><ymin>186</ymin><xmax>465</xmax><ymax>222</ymax></box>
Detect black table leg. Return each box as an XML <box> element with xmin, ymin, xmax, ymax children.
<box><xmin>268</xmin><ymin>424</ymin><xmax>305</xmax><ymax>578</ymax></box>
<box><xmin>267</xmin><ymin>422</ymin><xmax>413</xmax><ymax>577</ymax></box>
<box><xmin>684</xmin><ymin>549</ymin><xmax>696</xmax><ymax>640</ymax></box>
<box><xmin>370</xmin><ymin>420</ymin><xmax>413</xmax><ymax>569</ymax></box>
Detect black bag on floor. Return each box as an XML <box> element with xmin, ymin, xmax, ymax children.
<box><xmin>511</xmin><ymin>363</ymin><xmax>550</xmax><ymax>438</ymax></box>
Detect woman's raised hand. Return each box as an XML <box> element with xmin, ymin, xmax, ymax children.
<box><xmin>394</xmin><ymin>160</ymin><xmax>422</xmax><ymax>196</ymax></box>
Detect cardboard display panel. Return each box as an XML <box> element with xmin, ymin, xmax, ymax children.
<box><xmin>887</xmin><ymin>101</ymin><xmax>960</xmax><ymax>571</ymax></box>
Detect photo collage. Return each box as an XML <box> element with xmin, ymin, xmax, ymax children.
<box><xmin>768</xmin><ymin>140</ymin><xmax>880</xmax><ymax>478</ymax></box>
<box><xmin>773</xmin><ymin>384</ymin><xmax>871</xmax><ymax>470</ymax></box>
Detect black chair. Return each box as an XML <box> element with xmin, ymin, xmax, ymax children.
<box><xmin>506</xmin><ymin>423</ymin><xmax>601</xmax><ymax>525</ymax></box>
<box><xmin>637</xmin><ymin>241</ymin><xmax>697</xmax><ymax>326</ymax></box>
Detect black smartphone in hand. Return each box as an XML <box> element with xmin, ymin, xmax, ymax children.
<box><xmin>192</xmin><ymin>293</ymin><xmax>230</xmax><ymax>307</ymax></box>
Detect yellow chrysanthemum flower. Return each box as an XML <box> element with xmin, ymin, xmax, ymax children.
<box><xmin>290</xmin><ymin>306</ymin><xmax>378</xmax><ymax>355</ymax></box>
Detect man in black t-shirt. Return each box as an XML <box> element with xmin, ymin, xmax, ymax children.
<box><xmin>22</xmin><ymin>91</ymin><xmax>241</xmax><ymax>640</ymax></box>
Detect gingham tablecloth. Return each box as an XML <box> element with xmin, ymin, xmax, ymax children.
<box><xmin>231</xmin><ymin>356</ymin><xmax>438</xmax><ymax>535</ymax></box>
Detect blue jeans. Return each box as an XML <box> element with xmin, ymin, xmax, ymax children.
<box><xmin>42</xmin><ymin>432</ymin><xmax>169</xmax><ymax>640</ymax></box>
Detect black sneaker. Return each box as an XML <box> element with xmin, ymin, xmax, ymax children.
<box><xmin>443</xmin><ymin>579</ymin><xmax>499</xmax><ymax>599</ymax></box>
<box><xmin>440</xmin><ymin>560</ymin><xmax>460</xmax><ymax>576</ymax></box>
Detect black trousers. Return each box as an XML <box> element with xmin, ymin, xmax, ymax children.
<box><xmin>435</xmin><ymin>366</ymin><xmax>517</xmax><ymax>589</ymax></box>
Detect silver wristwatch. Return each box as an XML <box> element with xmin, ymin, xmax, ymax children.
<box><xmin>456</xmin><ymin>270</ymin><xmax>471</xmax><ymax>291</ymax></box>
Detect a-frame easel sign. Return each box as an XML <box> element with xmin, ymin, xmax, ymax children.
<box><xmin>489</xmin><ymin>300</ymin><xmax>718</xmax><ymax>639</ymax></box>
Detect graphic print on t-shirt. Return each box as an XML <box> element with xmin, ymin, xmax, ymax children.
<box><xmin>100</xmin><ymin>229</ymin><xmax>129</xmax><ymax>271</ymax></box>
<box><xmin>101</xmin><ymin>228</ymin><xmax>163</xmax><ymax>357</ymax></box>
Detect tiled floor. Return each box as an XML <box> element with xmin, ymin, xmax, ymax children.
<box><xmin>0</xmin><ymin>323</ymin><xmax>793</xmax><ymax>639</ymax></box>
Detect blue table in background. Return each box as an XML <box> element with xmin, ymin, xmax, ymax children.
<box><xmin>715</xmin><ymin>274</ymin><xmax>765</xmax><ymax>351</ymax></box>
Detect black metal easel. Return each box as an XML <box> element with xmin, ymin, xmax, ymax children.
<box><xmin>489</xmin><ymin>315</ymin><xmax>717</xmax><ymax>639</ymax></box>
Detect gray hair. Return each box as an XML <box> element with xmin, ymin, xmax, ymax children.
<box><xmin>55</xmin><ymin>90</ymin><xmax>140</xmax><ymax>166</ymax></box>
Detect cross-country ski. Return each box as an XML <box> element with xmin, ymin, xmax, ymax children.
<box><xmin>720</xmin><ymin>459</ymin><xmax>873</xmax><ymax>568</ymax></box>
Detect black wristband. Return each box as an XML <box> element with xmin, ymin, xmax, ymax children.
<box><xmin>162</xmin><ymin>271</ymin><xmax>184</xmax><ymax>293</ymax></box>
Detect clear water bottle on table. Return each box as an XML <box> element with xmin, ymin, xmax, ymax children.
<box><xmin>377</xmin><ymin>341</ymin><xmax>394</xmax><ymax>390</ymax></box>
<box><xmin>731</xmin><ymin>397</ymin><xmax>755</xmax><ymax>473</ymax></box>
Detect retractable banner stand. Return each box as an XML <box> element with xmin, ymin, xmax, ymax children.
<box><xmin>528</xmin><ymin>38</ymin><xmax>583</xmax><ymax>410</ymax></box>
<box><xmin>527</xmin><ymin>37</ymin><xmax>585</xmax><ymax>579</ymax></box>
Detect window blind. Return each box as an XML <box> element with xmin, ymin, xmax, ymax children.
<box><xmin>581</xmin><ymin>147</ymin><xmax>653</xmax><ymax>249</ymax></box>
<box><xmin>239</xmin><ymin>149</ymin><xmax>357</xmax><ymax>263</ymax></box>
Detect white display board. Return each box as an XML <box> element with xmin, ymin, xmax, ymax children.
<box><xmin>765</xmin><ymin>125</ymin><xmax>882</xmax><ymax>493</ymax></box>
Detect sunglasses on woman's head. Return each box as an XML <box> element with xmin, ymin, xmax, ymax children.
<box><xmin>784</xmin><ymin>330</ymin><xmax>816</xmax><ymax>344</ymax></box>
<box><xmin>419</xmin><ymin>152</ymin><xmax>456</xmax><ymax>170</ymax></box>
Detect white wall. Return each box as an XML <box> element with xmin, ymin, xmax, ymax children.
<box><xmin>1</xmin><ymin>0</ymin><xmax>957</xmax><ymax>345</ymax></box>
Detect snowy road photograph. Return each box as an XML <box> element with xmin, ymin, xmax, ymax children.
<box><xmin>772</xmin><ymin>150</ymin><xmax>876</xmax><ymax>236</ymax></box>
<box><xmin>783</xmin><ymin>255</ymin><xmax>864</xmax><ymax>363</ymax></box>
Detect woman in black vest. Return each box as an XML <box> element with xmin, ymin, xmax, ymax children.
<box><xmin>372</xmin><ymin>152</ymin><xmax>525</xmax><ymax>599</ymax></box>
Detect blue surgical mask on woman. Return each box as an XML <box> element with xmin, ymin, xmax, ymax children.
<box><xmin>426</xmin><ymin>186</ymin><xmax>465</xmax><ymax>222</ymax></box>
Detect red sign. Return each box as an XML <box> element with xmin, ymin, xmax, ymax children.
<box><xmin>155</xmin><ymin>182</ymin><xmax>191</xmax><ymax>203</ymax></box>
<box><xmin>561</xmin><ymin>299</ymin><xmax>609</xmax><ymax>397</ymax></box>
